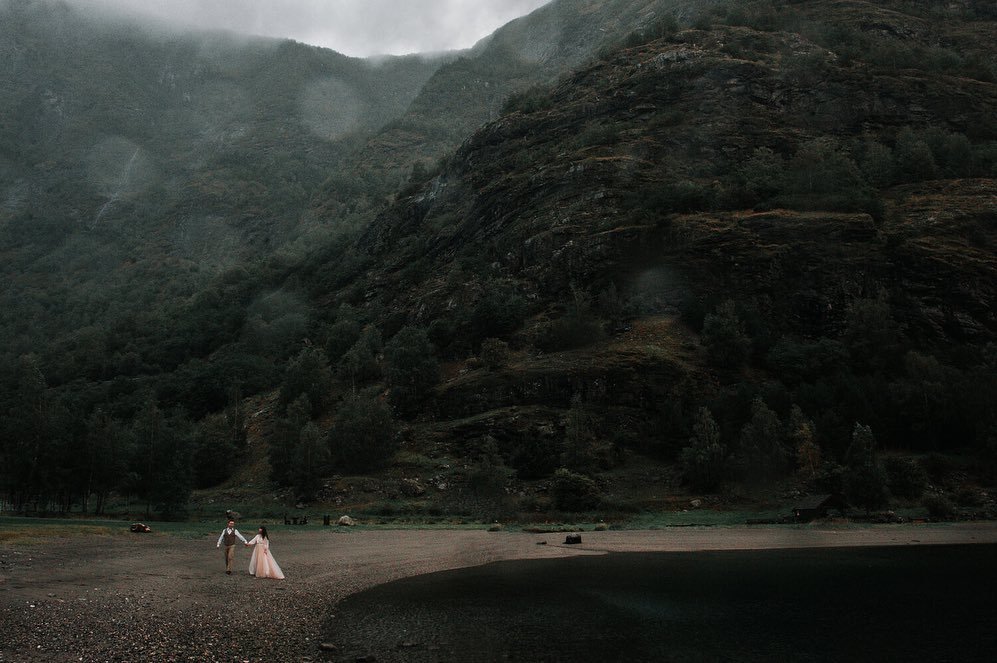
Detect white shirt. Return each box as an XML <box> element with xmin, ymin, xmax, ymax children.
<box><xmin>216</xmin><ymin>527</ymin><xmax>248</xmax><ymax>547</ymax></box>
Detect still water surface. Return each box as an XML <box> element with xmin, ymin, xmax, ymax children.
<box><xmin>329</xmin><ymin>544</ymin><xmax>997</xmax><ymax>662</ymax></box>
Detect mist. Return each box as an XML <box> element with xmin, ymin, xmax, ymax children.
<box><xmin>64</xmin><ymin>0</ymin><xmax>553</xmax><ymax>57</ymax></box>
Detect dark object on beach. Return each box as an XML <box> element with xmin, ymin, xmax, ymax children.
<box><xmin>564</xmin><ymin>533</ymin><xmax>581</xmax><ymax>545</ymax></box>
<box><xmin>792</xmin><ymin>494</ymin><xmax>848</xmax><ymax>522</ymax></box>
<box><xmin>129</xmin><ymin>523</ymin><xmax>151</xmax><ymax>533</ymax></box>
<box><xmin>283</xmin><ymin>513</ymin><xmax>309</xmax><ymax>525</ymax></box>
<box><xmin>323</xmin><ymin>514</ymin><xmax>331</xmax><ymax>526</ymax></box>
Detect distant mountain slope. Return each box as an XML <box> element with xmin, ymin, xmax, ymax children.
<box><xmin>3</xmin><ymin>0</ymin><xmax>995</xmax><ymax>517</ymax></box>
<box><xmin>333</xmin><ymin>0</ymin><xmax>715</xmax><ymax>206</ymax></box>
<box><xmin>325</xmin><ymin>0</ymin><xmax>996</xmax><ymax>456</ymax></box>
<box><xmin>0</xmin><ymin>0</ymin><xmax>697</xmax><ymax>391</ymax></box>
<box><xmin>0</xmin><ymin>0</ymin><xmax>447</xmax><ymax>385</ymax></box>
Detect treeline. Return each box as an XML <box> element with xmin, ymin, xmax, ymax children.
<box><xmin>672</xmin><ymin>292</ymin><xmax>997</xmax><ymax>506</ymax></box>
<box><xmin>0</xmin><ymin>301</ymin><xmax>453</xmax><ymax>515</ymax></box>
<box><xmin>0</xmin><ymin>355</ymin><xmax>243</xmax><ymax>517</ymax></box>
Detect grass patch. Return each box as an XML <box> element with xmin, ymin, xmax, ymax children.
<box><xmin>623</xmin><ymin>508</ymin><xmax>786</xmax><ymax>528</ymax></box>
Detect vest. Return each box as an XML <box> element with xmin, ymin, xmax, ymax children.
<box><xmin>223</xmin><ymin>529</ymin><xmax>238</xmax><ymax>546</ymax></box>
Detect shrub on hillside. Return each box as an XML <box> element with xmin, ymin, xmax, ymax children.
<box><xmin>884</xmin><ymin>457</ymin><xmax>929</xmax><ymax>501</ymax></box>
<box><xmin>480</xmin><ymin>337</ymin><xmax>510</xmax><ymax>370</ymax></box>
<box><xmin>467</xmin><ymin>282</ymin><xmax>528</xmax><ymax>345</ymax></box>
<box><xmin>923</xmin><ymin>493</ymin><xmax>957</xmax><ymax>519</ymax></box>
<box><xmin>501</xmin><ymin>85</ymin><xmax>555</xmax><ymax>115</ymax></box>
<box><xmin>844</xmin><ymin>461</ymin><xmax>891</xmax><ymax>513</ymax></box>
<box><xmin>511</xmin><ymin>435</ymin><xmax>561</xmax><ymax>480</ymax></box>
<box><xmin>552</xmin><ymin>468</ymin><xmax>601</xmax><ymax>512</ymax></box>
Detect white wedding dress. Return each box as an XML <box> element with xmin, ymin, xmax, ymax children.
<box><xmin>246</xmin><ymin>535</ymin><xmax>285</xmax><ymax>579</ymax></box>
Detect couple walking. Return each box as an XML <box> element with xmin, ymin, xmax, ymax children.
<box><xmin>216</xmin><ymin>519</ymin><xmax>284</xmax><ymax>579</ymax></box>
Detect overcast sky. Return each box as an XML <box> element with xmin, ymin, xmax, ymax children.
<box><xmin>69</xmin><ymin>0</ymin><xmax>554</xmax><ymax>57</ymax></box>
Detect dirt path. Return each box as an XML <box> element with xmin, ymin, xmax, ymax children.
<box><xmin>2</xmin><ymin>523</ymin><xmax>996</xmax><ymax>662</ymax></box>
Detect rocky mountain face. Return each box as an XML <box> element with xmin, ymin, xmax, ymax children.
<box><xmin>329</xmin><ymin>0</ymin><xmax>996</xmax><ymax>459</ymax></box>
<box><xmin>1</xmin><ymin>0</ymin><xmax>678</xmax><ymax>389</ymax></box>
<box><xmin>2</xmin><ymin>0</ymin><xmax>996</xmax><ymax>515</ymax></box>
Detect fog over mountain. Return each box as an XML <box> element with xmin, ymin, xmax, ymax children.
<box><xmin>64</xmin><ymin>0</ymin><xmax>554</xmax><ymax>56</ymax></box>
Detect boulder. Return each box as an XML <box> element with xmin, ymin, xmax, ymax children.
<box><xmin>564</xmin><ymin>533</ymin><xmax>582</xmax><ymax>544</ymax></box>
<box><xmin>337</xmin><ymin>515</ymin><xmax>356</xmax><ymax>526</ymax></box>
<box><xmin>399</xmin><ymin>478</ymin><xmax>426</xmax><ymax>497</ymax></box>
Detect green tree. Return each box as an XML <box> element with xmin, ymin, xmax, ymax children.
<box><xmin>468</xmin><ymin>282</ymin><xmax>528</xmax><ymax>344</ymax></box>
<box><xmin>923</xmin><ymin>128</ymin><xmax>973</xmax><ymax>178</ymax></box>
<box><xmin>328</xmin><ymin>390</ymin><xmax>398</xmax><ymax>473</ymax></box>
<box><xmin>130</xmin><ymin>398</ymin><xmax>193</xmax><ymax>519</ymax></box>
<box><xmin>540</xmin><ymin>288</ymin><xmax>606</xmax><ymax>351</ymax></box>
<box><xmin>324</xmin><ymin>304</ymin><xmax>362</xmax><ymax>362</ymax></box>
<box><xmin>680</xmin><ymin>407</ymin><xmax>727</xmax><ymax>490</ymax></box>
<box><xmin>241</xmin><ymin>289</ymin><xmax>310</xmax><ymax>360</ymax></box>
<box><xmin>193</xmin><ymin>414</ymin><xmax>239</xmax><ymax>489</ymax></box>
<box><xmin>293</xmin><ymin>422</ymin><xmax>330</xmax><ymax>501</ymax></box>
<box><xmin>511</xmin><ymin>435</ymin><xmax>561</xmax><ymax>479</ymax></box>
<box><xmin>845</xmin><ymin>422</ymin><xmax>878</xmax><ymax>468</ymax></box>
<box><xmin>785</xmin><ymin>138</ymin><xmax>864</xmax><ymax>196</ymax></box>
<box><xmin>463</xmin><ymin>437</ymin><xmax>511</xmax><ymax>520</ymax></box>
<box><xmin>844</xmin><ymin>291</ymin><xmax>901</xmax><ymax>371</ymax></box>
<box><xmin>269</xmin><ymin>394</ymin><xmax>311</xmax><ymax>487</ymax></box>
<box><xmin>895</xmin><ymin>128</ymin><xmax>939</xmax><ymax>182</ymax></box>
<box><xmin>552</xmin><ymin>468</ymin><xmax>601</xmax><ymax>512</ymax></box>
<box><xmin>383</xmin><ymin>326</ymin><xmax>439</xmax><ymax>414</ymax></box>
<box><xmin>338</xmin><ymin>325</ymin><xmax>382</xmax><ymax>388</ymax></box>
<box><xmin>843</xmin><ymin>423</ymin><xmax>890</xmax><ymax>513</ymax></box>
<box><xmin>3</xmin><ymin>355</ymin><xmax>63</xmax><ymax>511</ymax></box>
<box><xmin>83</xmin><ymin>408</ymin><xmax>124</xmax><ymax>514</ymax></box>
<box><xmin>738</xmin><ymin>397</ymin><xmax>787</xmax><ymax>484</ymax></box>
<box><xmin>737</xmin><ymin>146</ymin><xmax>786</xmax><ymax>201</ymax></box>
<box><xmin>787</xmin><ymin>405</ymin><xmax>821</xmax><ymax>480</ymax></box>
<box><xmin>884</xmin><ymin>457</ymin><xmax>928</xmax><ymax>501</ymax></box>
<box><xmin>560</xmin><ymin>394</ymin><xmax>600</xmax><ymax>474</ymax></box>
<box><xmin>702</xmin><ymin>301</ymin><xmax>751</xmax><ymax>368</ymax></box>
<box><xmin>480</xmin><ymin>338</ymin><xmax>510</xmax><ymax>370</ymax></box>
<box><xmin>279</xmin><ymin>347</ymin><xmax>332</xmax><ymax>418</ymax></box>
<box><xmin>860</xmin><ymin>140</ymin><xmax>896</xmax><ymax>187</ymax></box>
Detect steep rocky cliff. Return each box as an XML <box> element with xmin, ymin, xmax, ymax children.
<box><xmin>330</xmin><ymin>0</ymin><xmax>996</xmax><ymax>466</ymax></box>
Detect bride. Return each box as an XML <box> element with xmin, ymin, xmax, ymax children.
<box><xmin>245</xmin><ymin>526</ymin><xmax>285</xmax><ymax>579</ymax></box>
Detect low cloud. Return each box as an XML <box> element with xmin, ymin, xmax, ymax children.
<box><xmin>65</xmin><ymin>0</ymin><xmax>553</xmax><ymax>56</ymax></box>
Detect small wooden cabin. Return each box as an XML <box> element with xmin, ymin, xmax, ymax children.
<box><xmin>792</xmin><ymin>494</ymin><xmax>847</xmax><ymax>522</ymax></box>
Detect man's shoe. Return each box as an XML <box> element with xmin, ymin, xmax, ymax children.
<box><xmin>226</xmin><ymin>570</ymin><xmax>231</xmax><ymax>575</ymax></box>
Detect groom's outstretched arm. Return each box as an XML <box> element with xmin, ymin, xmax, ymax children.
<box><xmin>235</xmin><ymin>529</ymin><xmax>248</xmax><ymax>544</ymax></box>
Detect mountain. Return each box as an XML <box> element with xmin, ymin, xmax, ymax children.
<box><xmin>1</xmin><ymin>0</ymin><xmax>995</xmax><ymax>517</ymax></box>
<box><xmin>0</xmin><ymin>0</ymin><xmax>455</xmax><ymax>397</ymax></box>
<box><xmin>335</xmin><ymin>0</ymin><xmax>714</xmax><ymax>199</ymax></box>
<box><xmin>297</xmin><ymin>0</ymin><xmax>996</xmax><ymax>511</ymax></box>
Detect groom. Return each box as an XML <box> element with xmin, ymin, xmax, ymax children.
<box><xmin>216</xmin><ymin>519</ymin><xmax>248</xmax><ymax>574</ymax></box>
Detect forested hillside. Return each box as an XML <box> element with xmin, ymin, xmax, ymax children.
<box><xmin>0</xmin><ymin>0</ymin><xmax>698</xmax><ymax>515</ymax></box>
<box><xmin>2</xmin><ymin>0</ymin><xmax>995</xmax><ymax>519</ymax></box>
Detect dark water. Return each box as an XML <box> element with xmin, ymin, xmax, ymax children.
<box><xmin>327</xmin><ymin>545</ymin><xmax>997</xmax><ymax>662</ymax></box>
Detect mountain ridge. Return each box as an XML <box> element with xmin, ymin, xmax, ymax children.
<box><xmin>2</xmin><ymin>0</ymin><xmax>996</xmax><ymax>518</ymax></box>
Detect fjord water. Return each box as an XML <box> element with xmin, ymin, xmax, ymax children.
<box><xmin>329</xmin><ymin>544</ymin><xmax>997</xmax><ymax>662</ymax></box>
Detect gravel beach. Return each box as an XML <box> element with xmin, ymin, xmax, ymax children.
<box><xmin>2</xmin><ymin>523</ymin><xmax>996</xmax><ymax>662</ymax></box>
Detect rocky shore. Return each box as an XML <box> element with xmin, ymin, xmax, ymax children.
<box><xmin>2</xmin><ymin>524</ymin><xmax>996</xmax><ymax>661</ymax></box>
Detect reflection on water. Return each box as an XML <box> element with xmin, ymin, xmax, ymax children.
<box><xmin>328</xmin><ymin>545</ymin><xmax>997</xmax><ymax>662</ymax></box>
